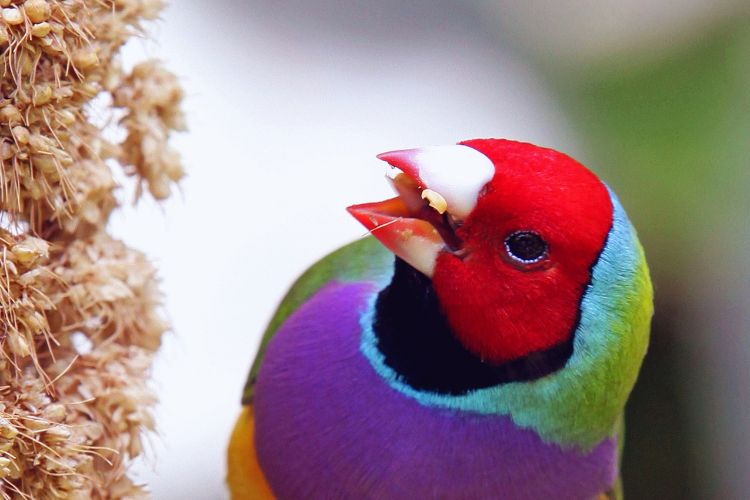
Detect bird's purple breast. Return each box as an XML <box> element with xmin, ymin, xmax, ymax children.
<box><xmin>253</xmin><ymin>282</ymin><xmax>618</xmax><ymax>499</ymax></box>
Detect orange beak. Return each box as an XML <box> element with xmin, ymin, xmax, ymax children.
<box><xmin>347</xmin><ymin>145</ymin><xmax>493</xmax><ymax>277</ymax></box>
<box><xmin>347</xmin><ymin>189</ymin><xmax>445</xmax><ymax>277</ymax></box>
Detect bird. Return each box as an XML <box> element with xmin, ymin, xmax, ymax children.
<box><xmin>227</xmin><ymin>138</ymin><xmax>653</xmax><ymax>499</ymax></box>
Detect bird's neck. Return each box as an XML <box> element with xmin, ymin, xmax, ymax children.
<box><xmin>371</xmin><ymin>258</ymin><xmax>572</xmax><ymax>395</ymax></box>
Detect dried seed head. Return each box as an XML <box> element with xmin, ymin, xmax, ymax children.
<box><xmin>0</xmin><ymin>0</ymin><xmax>182</xmax><ymax>496</ymax></box>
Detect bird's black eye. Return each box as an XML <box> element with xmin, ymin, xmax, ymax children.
<box><xmin>504</xmin><ymin>231</ymin><xmax>548</xmax><ymax>264</ymax></box>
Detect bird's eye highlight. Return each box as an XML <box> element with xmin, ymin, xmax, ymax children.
<box><xmin>504</xmin><ymin>231</ymin><xmax>548</xmax><ymax>264</ymax></box>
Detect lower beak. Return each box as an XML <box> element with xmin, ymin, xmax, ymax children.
<box><xmin>347</xmin><ymin>196</ymin><xmax>444</xmax><ymax>277</ymax></box>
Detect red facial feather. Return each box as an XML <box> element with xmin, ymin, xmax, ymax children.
<box><xmin>431</xmin><ymin>139</ymin><xmax>613</xmax><ymax>364</ymax></box>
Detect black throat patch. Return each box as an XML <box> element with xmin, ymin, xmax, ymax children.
<box><xmin>372</xmin><ymin>258</ymin><xmax>574</xmax><ymax>395</ymax></box>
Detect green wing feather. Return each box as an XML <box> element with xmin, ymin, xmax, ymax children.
<box><xmin>242</xmin><ymin>236</ymin><xmax>393</xmax><ymax>404</ymax></box>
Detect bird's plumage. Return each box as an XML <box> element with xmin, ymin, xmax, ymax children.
<box><xmin>227</xmin><ymin>407</ymin><xmax>274</xmax><ymax>500</ymax></box>
<box><xmin>241</xmin><ymin>237</ymin><xmax>393</xmax><ymax>404</ymax></box>
<box><xmin>228</xmin><ymin>139</ymin><xmax>652</xmax><ymax>499</ymax></box>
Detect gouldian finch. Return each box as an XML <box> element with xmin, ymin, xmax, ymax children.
<box><xmin>227</xmin><ymin>139</ymin><xmax>653</xmax><ymax>499</ymax></box>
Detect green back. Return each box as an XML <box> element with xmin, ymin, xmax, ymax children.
<box><xmin>242</xmin><ymin>236</ymin><xmax>393</xmax><ymax>403</ymax></box>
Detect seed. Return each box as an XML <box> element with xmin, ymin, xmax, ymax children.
<box><xmin>18</xmin><ymin>51</ymin><xmax>35</xmax><ymax>76</ymax></box>
<box><xmin>22</xmin><ymin>310</ymin><xmax>47</xmax><ymax>333</ymax></box>
<box><xmin>57</xmin><ymin>109</ymin><xmax>75</xmax><ymax>126</ymax></box>
<box><xmin>73</xmin><ymin>49</ymin><xmax>98</xmax><ymax>70</ymax></box>
<box><xmin>2</xmin><ymin>7</ymin><xmax>23</xmax><ymax>25</ymax></box>
<box><xmin>44</xmin><ymin>425</ymin><xmax>71</xmax><ymax>443</ymax></box>
<box><xmin>31</xmin><ymin>153</ymin><xmax>57</xmax><ymax>175</ymax></box>
<box><xmin>77</xmin><ymin>82</ymin><xmax>99</xmax><ymax>97</ymax></box>
<box><xmin>0</xmin><ymin>105</ymin><xmax>21</xmax><ymax>123</ymax></box>
<box><xmin>24</xmin><ymin>0</ymin><xmax>51</xmax><ymax>23</ymax></box>
<box><xmin>11</xmin><ymin>126</ymin><xmax>29</xmax><ymax>144</ymax></box>
<box><xmin>42</xmin><ymin>403</ymin><xmax>66</xmax><ymax>422</ymax></box>
<box><xmin>12</xmin><ymin>244</ymin><xmax>40</xmax><ymax>265</ymax></box>
<box><xmin>0</xmin><ymin>418</ymin><xmax>18</xmax><ymax>439</ymax></box>
<box><xmin>421</xmin><ymin>189</ymin><xmax>448</xmax><ymax>214</ymax></box>
<box><xmin>7</xmin><ymin>333</ymin><xmax>30</xmax><ymax>357</ymax></box>
<box><xmin>0</xmin><ymin>141</ymin><xmax>15</xmax><ymax>160</ymax></box>
<box><xmin>32</xmin><ymin>85</ymin><xmax>53</xmax><ymax>106</ymax></box>
<box><xmin>31</xmin><ymin>21</ymin><xmax>51</xmax><ymax>37</ymax></box>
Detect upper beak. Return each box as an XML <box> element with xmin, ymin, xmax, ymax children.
<box><xmin>347</xmin><ymin>145</ymin><xmax>494</xmax><ymax>277</ymax></box>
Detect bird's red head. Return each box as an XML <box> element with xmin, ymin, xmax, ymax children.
<box><xmin>348</xmin><ymin>139</ymin><xmax>613</xmax><ymax>365</ymax></box>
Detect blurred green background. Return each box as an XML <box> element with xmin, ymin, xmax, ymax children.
<box><xmin>546</xmin><ymin>17</ymin><xmax>750</xmax><ymax>499</ymax></box>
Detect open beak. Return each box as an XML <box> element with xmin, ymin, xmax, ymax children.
<box><xmin>347</xmin><ymin>145</ymin><xmax>494</xmax><ymax>277</ymax></box>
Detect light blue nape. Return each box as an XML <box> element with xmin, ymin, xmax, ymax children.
<box><xmin>359</xmin><ymin>187</ymin><xmax>647</xmax><ymax>449</ymax></box>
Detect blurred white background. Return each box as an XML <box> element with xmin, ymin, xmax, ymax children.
<box><xmin>108</xmin><ymin>1</ymin><xmax>750</xmax><ymax>498</ymax></box>
<box><xmin>112</xmin><ymin>2</ymin><xmax>573</xmax><ymax>498</ymax></box>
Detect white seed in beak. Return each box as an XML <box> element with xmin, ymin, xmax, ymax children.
<box><xmin>421</xmin><ymin>189</ymin><xmax>448</xmax><ymax>214</ymax></box>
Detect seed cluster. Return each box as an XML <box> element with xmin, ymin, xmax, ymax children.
<box><xmin>0</xmin><ymin>0</ymin><xmax>183</xmax><ymax>497</ymax></box>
